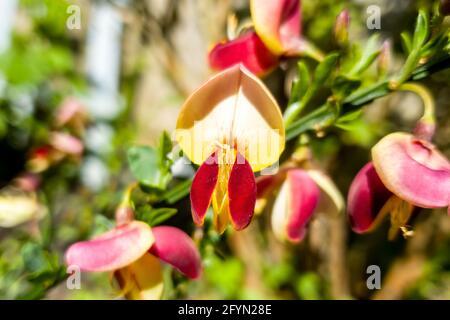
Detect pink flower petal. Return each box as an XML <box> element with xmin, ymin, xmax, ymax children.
<box><xmin>286</xmin><ymin>170</ymin><xmax>320</xmax><ymax>242</ymax></box>
<box><xmin>65</xmin><ymin>221</ymin><xmax>154</xmax><ymax>272</ymax></box>
<box><xmin>208</xmin><ymin>32</ymin><xmax>279</xmax><ymax>76</ymax></box>
<box><xmin>149</xmin><ymin>226</ymin><xmax>202</xmax><ymax>279</ymax></box>
<box><xmin>372</xmin><ymin>132</ymin><xmax>450</xmax><ymax>208</ymax></box>
<box><xmin>55</xmin><ymin>97</ymin><xmax>85</xmax><ymax>127</ymax></box>
<box><xmin>228</xmin><ymin>153</ymin><xmax>257</xmax><ymax>230</ymax></box>
<box><xmin>347</xmin><ymin>162</ymin><xmax>392</xmax><ymax>233</ymax></box>
<box><xmin>49</xmin><ymin>132</ymin><xmax>84</xmax><ymax>155</ymax></box>
<box><xmin>272</xmin><ymin>169</ymin><xmax>320</xmax><ymax>242</ymax></box>
<box><xmin>250</xmin><ymin>0</ymin><xmax>301</xmax><ymax>54</ymax></box>
<box><xmin>190</xmin><ymin>152</ymin><xmax>219</xmax><ymax>226</ymax></box>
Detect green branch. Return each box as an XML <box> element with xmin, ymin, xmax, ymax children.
<box><xmin>286</xmin><ymin>53</ymin><xmax>450</xmax><ymax>140</ymax></box>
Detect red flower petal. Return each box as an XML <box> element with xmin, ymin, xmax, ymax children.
<box><xmin>256</xmin><ymin>170</ymin><xmax>285</xmax><ymax>199</ymax></box>
<box><xmin>208</xmin><ymin>32</ymin><xmax>279</xmax><ymax>76</ymax></box>
<box><xmin>347</xmin><ymin>162</ymin><xmax>392</xmax><ymax>233</ymax></box>
<box><xmin>285</xmin><ymin>169</ymin><xmax>320</xmax><ymax>242</ymax></box>
<box><xmin>149</xmin><ymin>226</ymin><xmax>202</xmax><ymax>279</ymax></box>
<box><xmin>190</xmin><ymin>152</ymin><xmax>219</xmax><ymax>226</ymax></box>
<box><xmin>228</xmin><ymin>153</ymin><xmax>256</xmax><ymax>230</ymax></box>
<box><xmin>65</xmin><ymin>221</ymin><xmax>154</xmax><ymax>272</ymax></box>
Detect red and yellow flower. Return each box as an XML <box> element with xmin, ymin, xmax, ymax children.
<box><xmin>175</xmin><ymin>65</ymin><xmax>285</xmax><ymax>233</ymax></box>
<box><xmin>209</xmin><ymin>0</ymin><xmax>321</xmax><ymax>76</ymax></box>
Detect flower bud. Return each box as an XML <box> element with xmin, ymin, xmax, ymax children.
<box><xmin>378</xmin><ymin>40</ymin><xmax>391</xmax><ymax>77</ymax></box>
<box><xmin>334</xmin><ymin>9</ymin><xmax>350</xmax><ymax>46</ymax></box>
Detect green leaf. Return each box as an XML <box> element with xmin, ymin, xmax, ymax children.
<box><xmin>288</xmin><ymin>61</ymin><xmax>310</xmax><ymax>107</ymax></box>
<box><xmin>313</xmin><ymin>52</ymin><xmax>340</xmax><ymax>88</ymax></box>
<box><xmin>158</xmin><ymin>131</ymin><xmax>173</xmax><ymax>164</ymax></box>
<box><xmin>22</xmin><ymin>243</ymin><xmax>54</xmax><ymax>275</ymax></box>
<box><xmin>136</xmin><ymin>205</ymin><xmax>177</xmax><ymax>226</ymax></box>
<box><xmin>284</xmin><ymin>62</ymin><xmax>311</xmax><ymax>125</ymax></box>
<box><xmin>286</xmin><ymin>105</ymin><xmax>336</xmax><ymax>140</ymax></box>
<box><xmin>401</xmin><ymin>32</ymin><xmax>413</xmax><ymax>54</ymax></box>
<box><xmin>412</xmin><ymin>10</ymin><xmax>429</xmax><ymax>49</ymax></box>
<box><xmin>335</xmin><ymin>109</ymin><xmax>363</xmax><ymax>125</ymax></box>
<box><xmin>284</xmin><ymin>54</ymin><xmax>338</xmax><ymax>126</ymax></box>
<box><xmin>332</xmin><ymin>75</ymin><xmax>361</xmax><ymax>99</ymax></box>
<box><xmin>127</xmin><ymin>145</ymin><xmax>172</xmax><ymax>190</ymax></box>
<box><xmin>21</xmin><ymin>243</ymin><xmax>65</xmax><ymax>286</ymax></box>
<box><xmin>161</xmin><ymin>178</ymin><xmax>193</xmax><ymax>204</ymax></box>
<box><xmin>395</xmin><ymin>11</ymin><xmax>431</xmax><ymax>84</ymax></box>
<box><xmin>148</xmin><ymin>208</ymin><xmax>178</xmax><ymax>226</ymax></box>
<box><xmin>348</xmin><ymin>34</ymin><xmax>380</xmax><ymax>76</ymax></box>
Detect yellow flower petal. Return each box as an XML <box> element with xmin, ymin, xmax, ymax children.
<box><xmin>114</xmin><ymin>253</ymin><xmax>164</xmax><ymax>300</ymax></box>
<box><xmin>176</xmin><ymin>65</ymin><xmax>285</xmax><ymax>172</ymax></box>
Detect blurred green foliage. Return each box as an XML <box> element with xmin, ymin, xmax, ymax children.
<box><xmin>0</xmin><ymin>0</ymin><xmax>449</xmax><ymax>301</ymax></box>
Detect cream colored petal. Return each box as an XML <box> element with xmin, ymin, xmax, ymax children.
<box><xmin>271</xmin><ymin>179</ymin><xmax>290</xmax><ymax>241</ymax></box>
<box><xmin>307</xmin><ymin>169</ymin><xmax>345</xmax><ymax>216</ymax></box>
<box><xmin>0</xmin><ymin>191</ymin><xmax>45</xmax><ymax>228</ymax></box>
<box><xmin>175</xmin><ymin>65</ymin><xmax>285</xmax><ymax>172</ymax></box>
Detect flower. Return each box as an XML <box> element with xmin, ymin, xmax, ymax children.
<box><xmin>65</xmin><ymin>214</ymin><xmax>202</xmax><ymax>300</ymax></box>
<box><xmin>0</xmin><ymin>187</ymin><xmax>46</xmax><ymax>228</ymax></box>
<box><xmin>334</xmin><ymin>9</ymin><xmax>350</xmax><ymax>46</ymax></box>
<box><xmin>27</xmin><ymin>133</ymin><xmax>84</xmax><ymax>173</ymax></box>
<box><xmin>257</xmin><ymin>167</ymin><xmax>344</xmax><ymax>243</ymax></box>
<box><xmin>209</xmin><ymin>31</ymin><xmax>279</xmax><ymax>77</ymax></box>
<box><xmin>348</xmin><ymin>132</ymin><xmax>450</xmax><ymax>238</ymax></box>
<box><xmin>49</xmin><ymin>132</ymin><xmax>84</xmax><ymax>156</ymax></box>
<box><xmin>209</xmin><ymin>0</ymin><xmax>315</xmax><ymax>76</ymax></box>
<box><xmin>54</xmin><ymin>97</ymin><xmax>87</xmax><ymax>128</ymax></box>
<box><xmin>175</xmin><ymin>65</ymin><xmax>285</xmax><ymax>233</ymax></box>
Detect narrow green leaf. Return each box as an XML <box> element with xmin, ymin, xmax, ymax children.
<box><xmin>158</xmin><ymin>131</ymin><xmax>173</xmax><ymax>163</ymax></box>
<box><xmin>284</xmin><ymin>62</ymin><xmax>311</xmax><ymax>125</ymax></box>
<box><xmin>348</xmin><ymin>34</ymin><xmax>380</xmax><ymax>76</ymax></box>
<box><xmin>400</xmin><ymin>32</ymin><xmax>413</xmax><ymax>54</ymax></box>
<box><xmin>161</xmin><ymin>178</ymin><xmax>193</xmax><ymax>204</ymax></box>
<box><xmin>412</xmin><ymin>10</ymin><xmax>429</xmax><ymax>48</ymax></box>
<box><xmin>148</xmin><ymin>208</ymin><xmax>178</xmax><ymax>226</ymax></box>
<box><xmin>313</xmin><ymin>53</ymin><xmax>340</xmax><ymax>87</ymax></box>
<box><xmin>136</xmin><ymin>205</ymin><xmax>178</xmax><ymax>226</ymax></box>
<box><xmin>289</xmin><ymin>61</ymin><xmax>310</xmax><ymax>106</ymax></box>
<box><xmin>332</xmin><ymin>75</ymin><xmax>361</xmax><ymax>99</ymax></box>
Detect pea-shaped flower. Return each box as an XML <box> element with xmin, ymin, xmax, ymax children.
<box><xmin>65</xmin><ymin>220</ymin><xmax>202</xmax><ymax>300</ymax></box>
<box><xmin>257</xmin><ymin>167</ymin><xmax>344</xmax><ymax>243</ymax></box>
<box><xmin>175</xmin><ymin>65</ymin><xmax>285</xmax><ymax>233</ymax></box>
<box><xmin>348</xmin><ymin>133</ymin><xmax>450</xmax><ymax>238</ymax></box>
<box><xmin>209</xmin><ymin>0</ymin><xmax>308</xmax><ymax>76</ymax></box>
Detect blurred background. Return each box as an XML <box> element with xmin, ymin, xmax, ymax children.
<box><xmin>0</xmin><ymin>0</ymin><xmax>449</xmax><ymax>299</ymax></box>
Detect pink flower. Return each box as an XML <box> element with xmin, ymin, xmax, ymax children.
<box><xmin>348</xmin><ymin>132</ymin><xmax>450</xmax><ymax>237</ymax></box>
<box><xmin>257</xmin><ymin>167</ymin><xmax>344</xmax><ymax>243</ymax></box>
<box><xmin>55</xmin><ymin>97</ymin><xmax>86</xmax><ymax>127</ymax></box>
<box><xmin>49</xmin><ymin>132</ymin><xmax>84</xmax><ymax>155</ymax></box>
<box><xmin>65</xmin><ymin>220</ymin><xmax>202</xmax><ymax>299</ymax></box>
